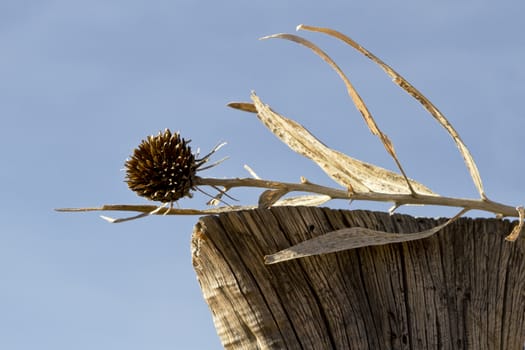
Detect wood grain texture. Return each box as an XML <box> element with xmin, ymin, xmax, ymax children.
<box><xmin>191</xmin><ymin>207</ymin><xmax>525</xmax><ymax>349</ymax></box>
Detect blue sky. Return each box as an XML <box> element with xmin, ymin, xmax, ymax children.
<box><xmin>1</xmin><ymin>1</ymin><xmax>524</xmax><ymax>349</ymax></box>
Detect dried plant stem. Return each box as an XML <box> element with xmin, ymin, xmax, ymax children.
<box><xmin>196</xmin><ymin>177</ymin><xmax>517</xmax><ymax>216</ymax></box>
<box><xmin>57</xmin><ymin>176</ymin><xmax>519</xmax><ymax>218</ymax></box>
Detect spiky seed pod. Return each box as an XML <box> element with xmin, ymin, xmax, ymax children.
<box><xmin>125</xmin><ymin>129</ymin><xmax>197</xmax><ymax>203</ymax></box>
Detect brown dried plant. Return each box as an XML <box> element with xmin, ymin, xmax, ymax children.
<box><xmin>57</xmin><ymin>25</ymin><xmax>523</xmax><ymax>264</ymax></box>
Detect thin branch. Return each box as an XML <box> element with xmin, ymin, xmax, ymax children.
<box><xmin>196</xmin><ymin>177</ymin><xmax>517</xmax><ymax>216</ymax></box>
<box><xmin>57</xmin><ymin>176</ymin><xmax>519</xmax><ymax>218</ymax></box>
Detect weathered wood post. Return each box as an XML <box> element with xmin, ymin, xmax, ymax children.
<box><xmin>191</xmin><ymin>207</ymin><xmax>525</xmax><ymax>349</ymax></box>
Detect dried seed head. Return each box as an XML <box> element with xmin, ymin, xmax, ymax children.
<box><xmin>125</xmin><ymin>129</ymin><xmax>197</xmax><ymax>203</ymax></box>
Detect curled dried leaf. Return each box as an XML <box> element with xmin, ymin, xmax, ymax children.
<box><xmin>505</xmin><ymin>206</ymin><xmax>524</xmax><ymax>241</ymax></box>
<box><xmin>258</xmin><ymin>189</ymin><xmax>289</xmax><ymax>209</ymax></box>
<box><xmin>258</xmin><ymin>189</ymin><xmax>331</xmax><ymax>208</ymax></box>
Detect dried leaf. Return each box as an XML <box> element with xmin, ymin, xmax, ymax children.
<box><xmin>265</xmin><ymin>208</ymin><xmax>468</xmax><ymax>264</ymax></box>
<box><xmin>251</xmin><ymin>93</ymin><xmax>436</xmax><ymax>196</ymax></box>
<box><xmin>297</xmin><ymin>24</ymin><xmax>487</xmax><ymax>199</ymax></box>
<box><xmin>261</xmin><ymin>33</ymin><xmax>416</xmax><ymax>194</ymax></box>
<box><xmin>505</xmin><ymin>206</ymin><xmax>524</xmax><ymax>241</ymax></box>
<box><xmin>227</xmin><ymin>102</ymin><xmax>258</xmax><ymax>113</ymax></box>
<box><xmin>259</xmin><ymin>190</ymin><xmax>331</xmax><ymax>208</ymax></box>
<box><xmin>274</xmin><ymin>194</ymin><xmax>332</xmax><ymax>207</ymax></box>
<box><xmin>258</xmin><ymin>189</ymin><xmax>288</xmax><ymax>208</ymax></box>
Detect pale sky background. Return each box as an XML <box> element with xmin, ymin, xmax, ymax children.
<box><xmin>1</xmin><ymin>1</ymin><xmax>524</xmax><ymax>349</ymax></box>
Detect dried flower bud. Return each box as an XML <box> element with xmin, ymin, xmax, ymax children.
<box><xmin>125</xmin><ymin>129</ymin><xmax>197</xmax><ymax>203</ymax></box>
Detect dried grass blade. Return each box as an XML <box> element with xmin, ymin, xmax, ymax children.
<box><xmin>505</xmin><ymin>206</ymin><xmax>524</xmax><ymax>241</ymax></box>
<box><xmin>251</xmin><ymin>93</ymin><xmax>436</xmax><ymax>195</ymax></box>
<box><xmin>264</xmin><ymin>208</ymin><xmax>468</xmax><ymax>264</ymax></box>
<box><xmin>297</xmin><ymin>24</ymin><xmax>487</xmax><ymax>199</ymax></box>
<box><xmin>261</xmin><ymin>32</ymin><xmax>416</xmax><ymax>195</ymax></box>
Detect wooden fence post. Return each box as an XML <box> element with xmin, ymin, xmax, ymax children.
<box><xmin>191</xmin><ymin>207</ymin><xmax>525</xmax><ymax>349</ymax></box>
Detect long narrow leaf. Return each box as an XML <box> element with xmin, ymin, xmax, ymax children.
<box><xmin>297</xmin><ymin>24</ymin><xmax>486</xmax><ymax>200</ymax></box>
<box><xmin>265</xmin><ymin>208</ymin><xmax>469</xmax><ymax>264</ymax></box>
<box><xmin>261</xmin><ymin>33</ymin><xmax>417</xmax><ymax>195</ymax></box>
